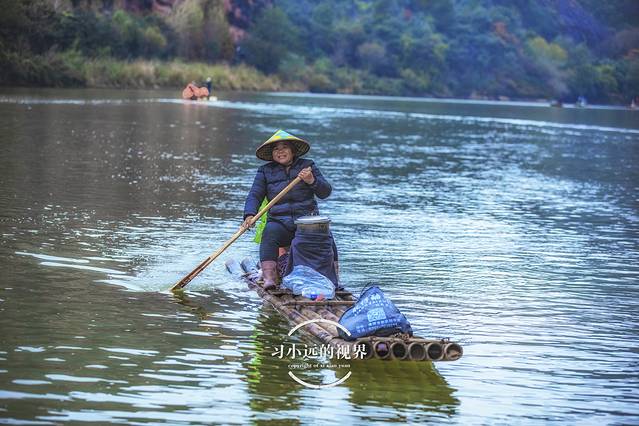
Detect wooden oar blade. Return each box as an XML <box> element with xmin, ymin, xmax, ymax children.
<box><xmin>170</xmin><ymin>176</ymin><xmax>301</xmax><ymax>292</ymax></box>
<box><xmin>171</xmin><ymin>258</ymin><xmax>212</xmax><ymax>291</ymax></box>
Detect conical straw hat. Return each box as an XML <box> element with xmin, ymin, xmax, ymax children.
<box><xmin>256</xmin><ymin>129</ymin><xmax>310</xmax><ymax>161</ymax></box>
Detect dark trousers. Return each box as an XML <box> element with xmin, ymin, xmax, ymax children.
<box><xmin>259</xmin><ymin>220</ymin><xmax>338</xmax><ymax>262</ymax></box>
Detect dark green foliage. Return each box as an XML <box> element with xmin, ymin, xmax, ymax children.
<box><xmin>241</xmin><ymin>6</ymin><xmax>301</xmax><ymax>74</ymax></box>
<box><xmin>0</xmin><ymin>0</ymin><xmax>58</xmax><ymax>54</ymax></box>
<box><xmin>1</xmin><ymin>0</ymin><xmax>638</xmax><ymax>104</ymax></box>
<box><xmin>577</xmin><ymin>0</ymin><xmax>639</xmax><ymax>29</ymax></box>
<box><xmin>170</xmin><ymin>0</ymin><xmax>233</xmax><ymax>62</ymax></box>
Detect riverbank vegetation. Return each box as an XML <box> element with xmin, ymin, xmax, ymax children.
<box><xmin>2</xmin><ymin>50</ymin><xmax>291</xmax><ymax>91</ymax></box>
<box><xmin>1</xmin><ymin>0</ymin><xmax>638</xmax><ymax>104</ymax></box>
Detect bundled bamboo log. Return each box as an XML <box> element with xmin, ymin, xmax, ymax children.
<box><xmin>245</xmin><ymin>270</ymin><xmax>362</xmax><ymax>354</ymax></box>
<box><xmin>283</xmin><ymin>300</ymin><xmax>355</xmax><ymax>306</ymax></box>
<box><xmin>225</xmin><ymin>258</ymin><xmax>463</xmax><ymax>362</ymax></box>
<box><xmin>315</xmin><ymin>307</ymin><xmax>341</xmax><ymax>324</ymax></box>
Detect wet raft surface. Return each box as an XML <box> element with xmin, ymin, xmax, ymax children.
<box><xmin>226</xmin><ymin>258</ymin><xmax>463</xmax><ymax>362</ymax></box>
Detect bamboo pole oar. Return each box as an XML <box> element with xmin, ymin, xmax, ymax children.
<box><xmin>283</xmin><ymin>300</ymin><xmax>355</xmax><ymax>306</ymax></box>
<box><xmin>170</xmin><ymin>176</ymin><xmax>302</xmax><ymax>291</ymax></box>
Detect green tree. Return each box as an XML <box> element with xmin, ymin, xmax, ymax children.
<box><xmin>169</xmin><ymin>0</ymin><xmax>232</xmax><ymax>62</ymax></box>
<box><xmin>524</xmin><ymin>36</ymin><xmax>568</xmax><ymax>97</ymax></box>
<box><xmin>278</xmin><ymin>53</ymin><xmax>306</xmax><ymax>82</ymax></box>
<box><xmin>242</xmin><ymin>6</ymin><xmax>300</xmax><ymax>74</ymax></box>
<box><xmin>332</xmin><ymin>20</ymin><xmax>366</xmax><ymax>67</ymax></box>
<box><xmin>142</xmin><ymin>26</ymin><xmax>167</xmax><ymax>57</ymax></box>
<box><xmin>112</xmin><ymin>10</ymin><xmax>142</xmax><ymax>57</ymax></box>
<box><xmin>527</xmin><ymin>36</ymin><xmax>567</xmax><ymax>63</ymax></box>
<box><xmin>170</xmin><ymin>0</ymin><xmax>205</xmax><ymax>59</ymax></box>
<box><xmin>357</xmin><ymin>41</ymin><xmax>386</xmax><ymax>71</ymax></box>
<box><xmin>0</xmin><ymin>0</ymin><xmax>58</xmax><ymax>54</ymax></box>
<box><xmin>621</xmin><ymin>58</ymin><xmax>639</xmax><ymax>100</ymax></box>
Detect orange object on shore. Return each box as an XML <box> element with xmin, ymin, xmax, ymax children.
<box><xmin>182</xmin><ymin>83</ymin><xmax>209</xmax><ymax>100</ymax></box>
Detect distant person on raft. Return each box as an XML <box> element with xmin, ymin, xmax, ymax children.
<box><xmin>205</xmin><ymin>77</ymin><xmax>213</xmax><ymax>100</ymax></box>
<box><xmin>241</xmin><ymin>130</ymin><xmax>333</xmax><ymax>290</ymax></box>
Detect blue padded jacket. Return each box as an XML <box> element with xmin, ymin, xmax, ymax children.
<box><xmin>243</xmin><ymin>158</ymin><xmax>331</xmax><ymax>227</ymax></box>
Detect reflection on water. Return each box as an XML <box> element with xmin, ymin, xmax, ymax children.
<box><xmin>345</xmin><ymin>360</ymin><xmax>457</xmax><ymax>422</ymax></box>
<box><xmin>187</xmin><ymin>296</ymin><xmax>459</xmax><ymax>424</ymax></box>
<box><xmin>0</xmin><ymin>88</ymin><xmax>638</xmax><ymax>423</ymax></box>
<box><xmin>245</xmin><ymin>308</ymin><xmax>304</xmax><ymax>422</ymax></box>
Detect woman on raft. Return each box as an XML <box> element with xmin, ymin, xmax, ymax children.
<box><xmin>241</xmin><ymin>130</ymin><xmax>333</xmax><ymax>290</ymax></box>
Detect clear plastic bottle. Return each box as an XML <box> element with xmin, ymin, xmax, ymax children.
<box><xmin>301</xmin><ymin>288</ymin><xmax>319</xmax><ymax>300</ymax></box>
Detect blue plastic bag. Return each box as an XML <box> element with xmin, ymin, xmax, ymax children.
<box><xmin>282</xmin><ymin>265</ymin><xmax>336</xmax><ymax>300</ymax></box>
<box><xmin>338</xmin><ymin>286</ymin><xmax>413</xmax><ymax>341</ymax></box>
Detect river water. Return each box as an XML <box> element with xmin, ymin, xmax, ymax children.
<box><xmin>0</xmin><ymin>89</ymin><xmax>638</xmax><ymax>424</ymax></box>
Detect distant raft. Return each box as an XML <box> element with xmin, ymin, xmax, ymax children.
<box><xmin>225</xmin><ymin>257</ymin><xmax>464</xmax><ymax>362</ymax></box>
<box><xmin>182</xmin><ymin>83</ymin><xmax>209</xmax><ymax>101</ymax></box>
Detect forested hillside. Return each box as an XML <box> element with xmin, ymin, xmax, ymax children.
<box><xmin>1</xmin><ymin>0</ymin><xmax>638</xmax><ymax>104</ymax></box>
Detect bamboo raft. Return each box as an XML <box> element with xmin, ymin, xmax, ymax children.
<box><xmin>225</xmin><ymin>258</ymin><xmax>463</xmax><ymax>362</ymax></box>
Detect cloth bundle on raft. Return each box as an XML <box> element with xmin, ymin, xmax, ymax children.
<box><xmin>182</xmin><ymin>83</ymin><xmax>209</xmax><ymax>100</ymax></box>
<box><xmin>281</xmin><ymin>216</ymin><xmax>339</xmax><ymax>300</ymax></box>
<box><xmin>284</xmin><ymin>231</ymin><xmax>338</xmax><ymax>286</ymax></box>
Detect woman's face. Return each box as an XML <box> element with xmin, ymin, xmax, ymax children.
<box><xmin>272</xmin><ymin>141</ymin><xmax>294</xmax><ymax>166</ymax></box>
